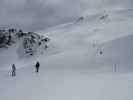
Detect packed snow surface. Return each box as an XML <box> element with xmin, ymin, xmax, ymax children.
<box><xmin>1</xmin><ymin>9</ymin><xmax>133</xmax><ymax>100</ymax></box>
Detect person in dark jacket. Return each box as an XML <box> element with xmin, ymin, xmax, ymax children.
<box><xmin>35</xmin><ymin>61</ymin><xmax>40</xmax><ymax>73</ymax></box>
<box><xmin>12</xmin><ymin>64</ymin><xmax>16</xmax><ymax>76</ymax></box>
<box><xmin>99</xmin><ymin>50</ymin><xmax>103</xmax><ymax>55</ymax></box>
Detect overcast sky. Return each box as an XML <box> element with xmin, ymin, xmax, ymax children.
<box><xmin>0</xmin><ymin>0</ymin><xmax>133</xmax><ymax>31</ymax></box>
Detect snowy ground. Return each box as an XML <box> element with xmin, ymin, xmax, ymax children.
<box><xmin>1</xmin><ymin>8</ymin><xmax>133</xmax><ymax>100</ymax></box>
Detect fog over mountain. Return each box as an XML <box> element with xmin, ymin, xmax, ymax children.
<box><xmin>0</xmin><ymin>0</ymin><xmax>133</xmax><ymax>31</ymax></box>
<box><xmin>1</xmin><ymin>0</ymin><xmax>133</xmax><ymax>100</ymax></box>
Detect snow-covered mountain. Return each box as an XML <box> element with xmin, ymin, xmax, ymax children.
<box><xmin>1</xmin><ymin>8</ymin><xmax>133</xmax><ymax>100</ymax></box>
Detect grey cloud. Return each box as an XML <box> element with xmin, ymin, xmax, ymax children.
<box><xmin>0</xmin><ymin>0</ymin><xmax>132</xmax><ymax>31</ymax></box>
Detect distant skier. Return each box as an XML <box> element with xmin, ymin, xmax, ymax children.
<box><xmin>99</xmin><ymin>50</ymin><xmax>103</xmax><ymax>55</ymax></box>
<box><xmin>12</xmin><ymin>64</ymin><xmax>16</xmax><ymax>77</ymax></box>
<box><xmin>35</xmin><ymin>61</ymin><xmax>40</xmax><ymax>73</ymax></box>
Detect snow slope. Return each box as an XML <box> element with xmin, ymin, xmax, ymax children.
<box><xmin>1</xmin><ymin>8</ymin><xmax>133</xmax><ymax>100</ymax></box>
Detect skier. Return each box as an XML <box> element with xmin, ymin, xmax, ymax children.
<box><xmin>35</xmin><ymin>61</ymin><xmax>40</xmax><ymax>73</ymax></box>
<box><xmin>12</xmin><ymin>64</ymin><xmax>16</xmax><ymax>77</ymax></box>
<box><xmin>99</xmin><ymin>50</ymin><xmax>103</xmax><ymax>55</ymax></box>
